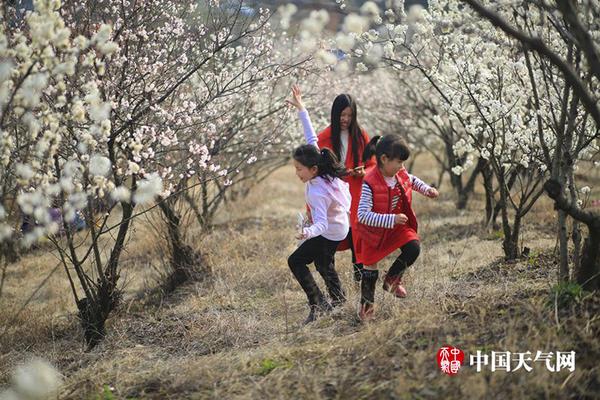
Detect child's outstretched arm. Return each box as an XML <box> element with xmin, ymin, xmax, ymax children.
<box><xmin>357</xmin><ymin>183</ymin><xmax>405</xmax><ymax>228</ymax></box>
<box><xmin>410</xmin><ymin>174</ymin><xmax>439</xmax><ymax>198</ymax></box>
<box><xmin>286</xmin><ymin>85</ymin><xmax>318</xmax><ymax>148</ymax></box>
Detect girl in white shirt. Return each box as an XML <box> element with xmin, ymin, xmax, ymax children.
<box><xmin>286</xmin><ymin>85</ymin><xmax>352</xmax><ymax>324</ymax></box>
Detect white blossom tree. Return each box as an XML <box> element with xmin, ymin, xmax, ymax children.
<box><xmin>0</xmin><ymin>0</ymin><xmax>319</xmax><ymax>346</ymax></box>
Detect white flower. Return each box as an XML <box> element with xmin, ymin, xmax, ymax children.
<box><xmin>278</xmin><ymin>3</ymin><xmax>298</xmax><ymax>29</ymax></box>
<box><xmin>0</xmin><ymin>60</ymin><xmax>14</xmax><ymax>82</ymax></box>
<box><xmin>335</xmin><ymin>33</ymin><xmax>355</xmax><ymax>52</ymax></box>
<box><xmin>365</xmin><ymin>44</ymin><xmax>383</xmax><ymax>64</ymax></box>
<box><xmin>68</xmin><ymin>192</ymin><xmax>88</xmax><ymax>210</ymax></box>
<box><xmin>302</xmin><ymin>10</ymin><xmax>329</xmax><ymax>34</ymax></box>
<box><xmin>88</xmin><ymin>102</ymin><xmax>111</xmax><ymax>123</ymax></box>
<box><xmin>92</xmin><ymin>24</ymin><xmax>112</xmax><ymax>45</ymax></box>
<box><xmin>355</xmin><ymin>62</ymin><xmax>368</xmax><ymax>72</ymax></box>
<box><xmin>12</xmin><ymin>358</ymin><xmax>62</xmax><ymax>400</ymax></box>
<box><xmin>452</xmin><ymin>166</ymin><xmax>464</xmax><ymax>175</ymax></box>
<box><xmin>299</xmin><ymin>35</ymin><xmax>317</xmax><ymax>53</ymax></box>
<box><xmin>335</xmin><ymin>61</ymin><xmax>350</xmax><ymax>73</ymax></box>
<box><xmin>383</xmin><ymin>42</ymin><xmax>395</xmax><ymax>58</ymax></box>
<box><xmin>16</xmin><ymin>163</ymin><xmax>34</xmax><ymax>180</ymax></box>
<box><xmin>133</xmin><ymin>174</ymin><xmax>163</xmax><ymax>205</ymax></box>
<box><xmin>0</xmin><ymin>224</ymin><xmax>12</xmax><ymax>242</ymax></box>
<box><xmin>97</xmin><ymin>41</ymin><xmax>119</xmax><ymax>56</ymax></box>
<box><xmin>316</xmin><ymin>50</ymin><xmax>337</xmax><ymax>65</ymax></box>
<box><xmin>343</xmin><ymin>14</ymin><xmax>369</xmax><ymax>34</ymax></box>
<box><xmin>111</xmin><ymin>186</ymin><xmax>131</xmax><ymax>202</ymax></box>
<box><xmin>89</xmin><ymin>154</ymin><xmax>111</xmax><ymax>176</ymax></box>
<box><xmin>580</xmin><ymin>186</ymin><xmax>591</xmax><ymax>194</ymax></box>
<box><xmin>360</xmin><ymin>1</ymin><xmax>380</xmax><ymax>17</ymax></box>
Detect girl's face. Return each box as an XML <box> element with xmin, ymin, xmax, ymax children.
<box><xmin>380</xmin><ymin>155</ymin><xmax>404</xmax><ymax>177</ymax></box>
<box><xmin>293</xmin><ymin>159</ymin><xmax>318</xmax><ymax>182</ymax></box>
<box><xmin>340</xmin><ymin>107</ymin><xmax>352</xmax><ymax>131</ymax></box>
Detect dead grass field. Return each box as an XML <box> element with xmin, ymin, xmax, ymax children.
<box><xmin>1</xmin><ymin>156</ymin><xmax>599</xmax><ymax>399</ymax></box>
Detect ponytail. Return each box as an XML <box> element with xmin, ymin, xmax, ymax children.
<box><xmin>362</xmin><ymin>135</ymin><xmax>382</xmax><ymax>163</ymax></box>
<box><xmin>317</xmin><ymin>148</ymin><xmax>346</xmax><ymax>180</ymax></box>
<box><xmin>363</xmin><ymin>134</ymin><xmax>410</xmax><ymax>165</ymax></box>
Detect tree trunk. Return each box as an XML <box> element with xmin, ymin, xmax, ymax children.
<box><xmin>578</xmin><ymin>231</ymin><xmax>600</xmax><ymax>291</ymax></box>
<box><xmin>544</xmin><ymin>179</ymin><xmax>600</xmax><ymax>291</ymax></box>
<box><xmin>159</xmin><ymin>201</ymin><xmax>207</xmax><ymax>292</ymax></box>
<box><xmin>557</xmin><ymin>210</ymin><xmax>570</xmax><ymax>281</ymax></box>
<box><xmin>482</xmin><ymin>163</ymin><xmax>495</xmax><ymax>227</ymax></box>
<box><xmin>502</xmin><ymin>214</ymin><xmax>521</xmax><ymax>261</ymax></box>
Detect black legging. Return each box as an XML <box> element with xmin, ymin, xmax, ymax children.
<box><xmin>288</xmin><ymin>236</ymin><xmax>346</xmax><ymax>306</ymax></box>
<box><xmin>346</xmin><ymin>228</ymin><xmax>361</xmax><ymax>266</ymax></box>
<box><xmin>388</xmin><ymin>240</ymin><xmax>421</xmax><ymax>277</ymax></box>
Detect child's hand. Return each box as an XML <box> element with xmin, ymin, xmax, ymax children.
<box><xmin>296</xmin><ymin>230</ymin><xmax>308</xmax><ymax>240</ymax></box>
<box><xmin>285</xmin><ymin>84</ymin><xmax>305</xmax><ymax>110</ymax></box>
<box><xmin>394</xmin><ymin>213</ymin><xmax>408</xmax><ymax>225</ymax></box>
<box><xmin>348</xmin><ymin>166</ymin><xmax>365</xmax><ymax>177</ymax></box>
<box><xmin>426</xmin><ymin>188</ymin><xmax>439</xmax><ymax>198</ymax></box>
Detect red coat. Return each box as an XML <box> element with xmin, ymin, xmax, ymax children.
<box><xmin>317</xmin><ymin>126</ymin><xmax>376</xmax><ymax>251</ymax></box>
<box><xmin>355</xmin><ymin>167</ymin><xmax>419</xmax><ymax>266</ymax></box>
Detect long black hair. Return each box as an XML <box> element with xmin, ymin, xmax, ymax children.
<box><xmin>330</xmin><ymin>94</ymin><xmax>366</xmax><ymax>167</ymax></box>
<box><xmin>293</xmin><ymin>145</ymin><xmax>346</xmax><ymax>180</ymax></box>
<box><xmin>362</xmin><ymin>135</ymin><xmax>411</xmax><ymax>165</ymax></box>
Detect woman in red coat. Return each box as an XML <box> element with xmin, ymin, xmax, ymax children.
<box><xmin>317</xmin><ymin>94</ymin><xmax>376</xmax><ymax>282</ymax></box>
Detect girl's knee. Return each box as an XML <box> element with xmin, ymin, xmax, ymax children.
<box><xmin>363</xmin><ymin>263</ymin><xmax>378</xmax><ymax>271</ymax></box>
<box><xmin>405</xmin><ymin>240</ymin><xmax>421</xmax><ymax>264</ymax></box>
<box><xmin>288</xmin><ymin>254</ymin><xmax>298</xmax><ymax>270</ymax></box>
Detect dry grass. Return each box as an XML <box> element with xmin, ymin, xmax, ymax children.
<box><xmin>1</xmin><ymin>158</ymin><xmax>599</xmax><ymax>399</ymax></box>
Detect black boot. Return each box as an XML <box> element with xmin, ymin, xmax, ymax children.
<box><xmin>289</xmin><ymin>261</ymin><xmax>331</xmax><ymax>324</ymax></box>
<box><xmin>316</xmin><ymin>262</ymin><xmax>346</xmax><ymax>307</ymax></box>
<box><xmin>303</xmin><ymin>294</ymin><xmax>333</xmax><ymax>325</ymax></box>
<box><xmin>359</xmin><ymin>269</ymin><xmax>378</xmax><ymax>321</ymax></box>
<box><xmin>353</xmin><ymin>263</ymin><xmax>364</xmax><ymax>282</ymax></box>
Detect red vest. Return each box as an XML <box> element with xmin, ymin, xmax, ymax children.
<box><xmin>356</xmin><ymin>167</ymin><xmax>418</xmax><ymax>249</ymax></box>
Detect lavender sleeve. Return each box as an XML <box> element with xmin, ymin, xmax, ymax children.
<box><xmin>298</xmin><ymin>109</ymin><xmax>318</xmax><ymax>149</ymax></box>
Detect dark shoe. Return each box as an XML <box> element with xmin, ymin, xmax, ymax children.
<box><xmin>303</xmin><ymin>297</ymin><xmax>332</xmax><ymax>325</ymax></box>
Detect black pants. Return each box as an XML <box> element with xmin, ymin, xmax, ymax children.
<box><xmin>346</xmin><ymin>228</ymin><xmax>361</xmax><ymax>266</ymax></box>
<box><xmin>388</xmin><ymin>240</ymin><xmax>421</xmax><ymax>277</ymax></box>
<box><xmin>288</xmin><ymin>236</ymin><xmax>346</xmax><ymax>306</ymax></box>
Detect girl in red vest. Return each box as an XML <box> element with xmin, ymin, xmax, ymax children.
<box><xmin>317</xmin><ymin>94</ymin><xmax>376</xmax><ymax>282</ymax></box>
<box><xmin>355</xmin><ymin>135</ymin><xmax>439</xmax><ymax>321</ymax></box>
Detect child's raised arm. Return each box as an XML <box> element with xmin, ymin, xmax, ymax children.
<box><xmin>286</xmin><ymin>85</ymin><xmax>318</xmax><ymax>148</ymax></box>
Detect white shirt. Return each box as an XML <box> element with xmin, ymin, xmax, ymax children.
<box><xmin>304</xmin><ymin>177</ymin><xmax>351</xmax><ymax>241</ymax></box>
<box><xmin>298</xmin><ymin>109</ymin><xmax>351</xmax><ymax>241</ymax></box>
<box><xmin>340</xmin><ymin>130</ymin><xmax>349</xmax><ymax>164</ymax></box>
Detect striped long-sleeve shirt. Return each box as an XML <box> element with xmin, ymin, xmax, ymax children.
<box><xmin>357</xmin><ymin>174</ymin><xmax>431</xmax><ymax>229</ymax></box>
